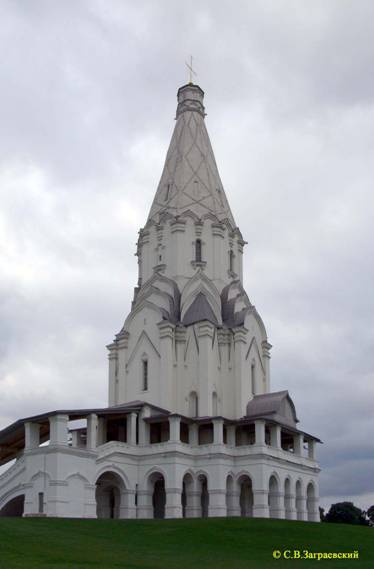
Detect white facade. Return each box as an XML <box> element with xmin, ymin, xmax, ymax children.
<box><xmin>0</xmin><ymin>83</ymin><xmax>320</xmax><ymax>521</ymax></box>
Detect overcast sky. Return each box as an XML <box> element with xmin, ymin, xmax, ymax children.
<box><xmin>1</xmin><ymin>0</ymin><xmax>373</xmax><ymax>510</ymax></box>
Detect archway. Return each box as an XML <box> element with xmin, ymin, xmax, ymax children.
<box><xmin>182</xmin><ymin>473</ymin><xmax>195</xmax><ymax>518</ymax></box>
<box><xmin>284</xmin><ymin>478</ymin><xmax>293</xmax><ymax>520</ymax></box>
<box><xmin>295</xmin><ymin>480</ymin><xmax>304</xmax><ymax>521</ymax></box>
<box><xmin>96</xmin><ymin>471</ymin><xmax>125</xmax><ymax>519</ymax></box>
<box><xmin>0</xmin><ymin>495</ymin><xmax>24</xmax><ymax>517</ymax></box>
<box><xmin>306</xmin><ymin>483</ymin><xmax>315</xmax><ymax>522</ymax></box>
<box><xmin>150</xmin><ymin>473</ymin><xmax>166</xmax><ymax>519</ymax></box>
<box><xmin>268</xmin><ymin>475</ymin><xmax>280</xmax><ymax>518</ymax></box>
<box><xmin>226</xmin><ymin>475</ymin><xmax>237</xmax><ymax>517</ymax></box>
<box><xmin>238</xmin><ymin>475</ymin><xmax>253</xmax><ymax>517</ymax></box>
<box><xmin>197</xmin><ymin>474</ymin><xmax>209</xmax><ymax>518</ymax></box>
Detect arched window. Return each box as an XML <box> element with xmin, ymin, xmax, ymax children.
<box><xmin>195</xmin><ymin>239</ymin><xmax>202</xmax><ymax>262</ymax></box>
<box><xmin>229</xmin><ymin>249</ymin><xmax>234</xmax><ymax>272</ymax></box>
<box><xmin>142</xmin><ymin>359</ymin><xmax>148</xmax><ymax>391</ymax></box>
<box><xmin>251</xmin><ymin>361</ymin><xmax>256</xmax><ymax>395</ymax></box>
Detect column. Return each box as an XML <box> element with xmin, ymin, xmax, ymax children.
<box><xmin>270</xmin><ymin>424</ymin><xmax>281</xmax><ymax>449</ymax></box>
<box><xmin>226</xmin><ymin>425</ymin><xmax>236</xmax><ymax>446</ymax></box>
<box><xmin>86</xmin><ymin>414</ymin><xmax>98</xmax><ymax>450</ymax></box>
<box><xmin>127</xmin><ymin>412</ymin><xmax>137</xmax><ymax>445</ymax></box>
<box><xmin>188</xmin><ymin>423</ymin><xmax>199</xmax><ymax>446</ymax></box>
<box><xmin>49</xmin><ymin>414</ymin><xmax>68</xmax><ymax>446</ymax></box>
<box><xmin>138</xmin><ymin>406</ymin><xmax>150</xmax><ymax>445</ymax></box>
<box><xmin>71</xmin><ymin>430</ymin><xmax>79</xmax><ymax>447</ymax></box>
<box><xmin>254</xmin><ymin>420</ymin><xmax>266</xmax><ymax>446</ymax></box>
<box><xmin>308</xmin><ymin>440</ymin><xmax>316</xmax><ymax>460</ymax></box>
<box><xmin>294</xmin><ymin>433</ymin><xmax>304</xmax><ymax>456</ymax></box>
<box><xmin>97</xmin><ymin>417</ymin><xmax>107</xmax><ymax>445</ymax></box>
<box><xmin>24</xmin><ymin>422</ymin><xmax>40</xmax><ymax>450</ymax></box>
<box><xmin>168</xmin><ymin>415</ymin><xmax>181</xmax><ymax>443</ymax></box>
<box><xmin>213</xmin><ymin>419</ymin><xmax>224</xmax><ymax>445</ymax></box>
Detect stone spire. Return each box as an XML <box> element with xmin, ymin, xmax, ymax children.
<box><xmin>146</xmin><ymin>84</ymin><xmax>236</xmax><ymax>227</ymax></box>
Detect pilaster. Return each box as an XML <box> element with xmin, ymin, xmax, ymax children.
<box><xmin>107</xmin><ymin>342</ymin><xmax>118</xmax><ymax>406</ymax></box>
<box><xmin>170</xmin><ymin>218</ymin><xmax>186</xmax><ymax>277</ymax></box>
<box><xmin>137</xmin><ymin>490</ymin><xmax>152</xmax><ymax>519</ymax></box>
<box><xmin>197</xmin><ymin>321</ymin><xmax>215</xmax><ymax>416</ymax></box>
<box><xmin>117</xmin><ymin>332</ymin><xmax>129</xmax><ymax>404</ymax></box>
<box><xmin>261</xmin><ymin>341</ymin><xmax>272</xmax><ymax>391</ymax></box>
<box><xmin>157</xmin><ymin>321</ymin><xmax>175</xmax><ymax>410</ymax></box>
<box><xmin>165</xmin><ymin>488</ymin><xmax>183</xmax><ymax>518</ymax></box>
<box><xmin>252</xmin><ymin>489</ymin><xmax>269</xmax><ymax>518</ymax></box>
<box><xmin>233</xmin><ymin>326</ymin><xmax>248</xmax><ymax>417</ymax></box>
<box><xmin>208</xmin><ymin>488</ymin><xmax>227</xmax><ymax>517</ymax></box>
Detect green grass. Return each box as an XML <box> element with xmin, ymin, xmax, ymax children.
<box><xmin>0</xmin><ymin>517</ymin><xmax>372</xmax><ymax>569</ymax></box>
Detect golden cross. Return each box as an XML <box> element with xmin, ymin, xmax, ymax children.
<box><xmin>185</xmin><ymin>55</ymin><xmax>197</xmax><ymax>84</ymax></box>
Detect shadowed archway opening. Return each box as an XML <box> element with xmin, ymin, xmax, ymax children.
<box><xmin>238</xmin><ymin>475</ymin><xmax>253</xmax><ymax>517</ymax></box>
<box><xmin>148</xmin><ymin>472</ymin><xmax>166</xmax><ymax>519</ymax></box>
<box><xmin>197</xmin><ymin>474</ymin><xmax>209</xmax><ymax>518</ymax></box>
<box><xmin>268</xmin><ymin>475</ymin><xmax>280</xmax><ymax>518</ymax></box>
<box><xmin>0</xmin><ymin>495</ymin><xmax>24</xmax><ymax>517</ymax></box>
<box><xmin>96</xmin><ymin>471</ymin><xmax>125</xmax><ymax>519</ymax></box>
<box><xmin>306</xmin><ymin>483</ymin><xmax>315</xmax><ymax>522</ymax></box>
<box><xmin>284</xmin><ymin>478</ymin><xmax>293</xmax><ymax>520</ymax></box>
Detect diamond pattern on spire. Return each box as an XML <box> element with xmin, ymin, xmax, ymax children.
<box><xmin>147</xmin><ymin>86</ymin><xmax>236</xmax><ymax>226</ymax></box>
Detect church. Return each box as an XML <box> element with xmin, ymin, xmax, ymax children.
<box><xmin>0</xmin><ymin>82</ymin><xmax>320</xmax><ymax>521</ymax></box>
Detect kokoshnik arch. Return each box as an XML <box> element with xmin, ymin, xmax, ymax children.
<box><xmin>0</xmin><ymin>83</ymin><xmax>321</xmax><ymax>521</ymax></box>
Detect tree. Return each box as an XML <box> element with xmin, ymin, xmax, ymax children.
<box><xmin>319</xmin><ymin>506</ymin><xmax>325</xmax><ymax>522</ymax></box>
<box><xmin>367</xmin><ymin>505</ymin><xmax>374</xmax><ymax>526</ymax></box>
<box><xmin>325</xmin><ymin>502</ymin><xmax>368</xmax><ymax>526</ymax></box>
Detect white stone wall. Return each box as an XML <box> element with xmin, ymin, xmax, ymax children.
<box><xmin>0</xmin><ymin>436</ymin><xmax>319</xmax><ymax>521</ymax></box>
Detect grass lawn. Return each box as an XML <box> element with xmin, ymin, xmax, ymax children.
<box><xmin>0</xmin><ymin>517</ymin><xmax>372</xmax><ymax>569</ymax></box>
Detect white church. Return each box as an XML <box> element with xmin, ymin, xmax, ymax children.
<box><xmin>0</xmin><ymin>82</ymin><xmax>320</xmax><ymax>521</ymax></box>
